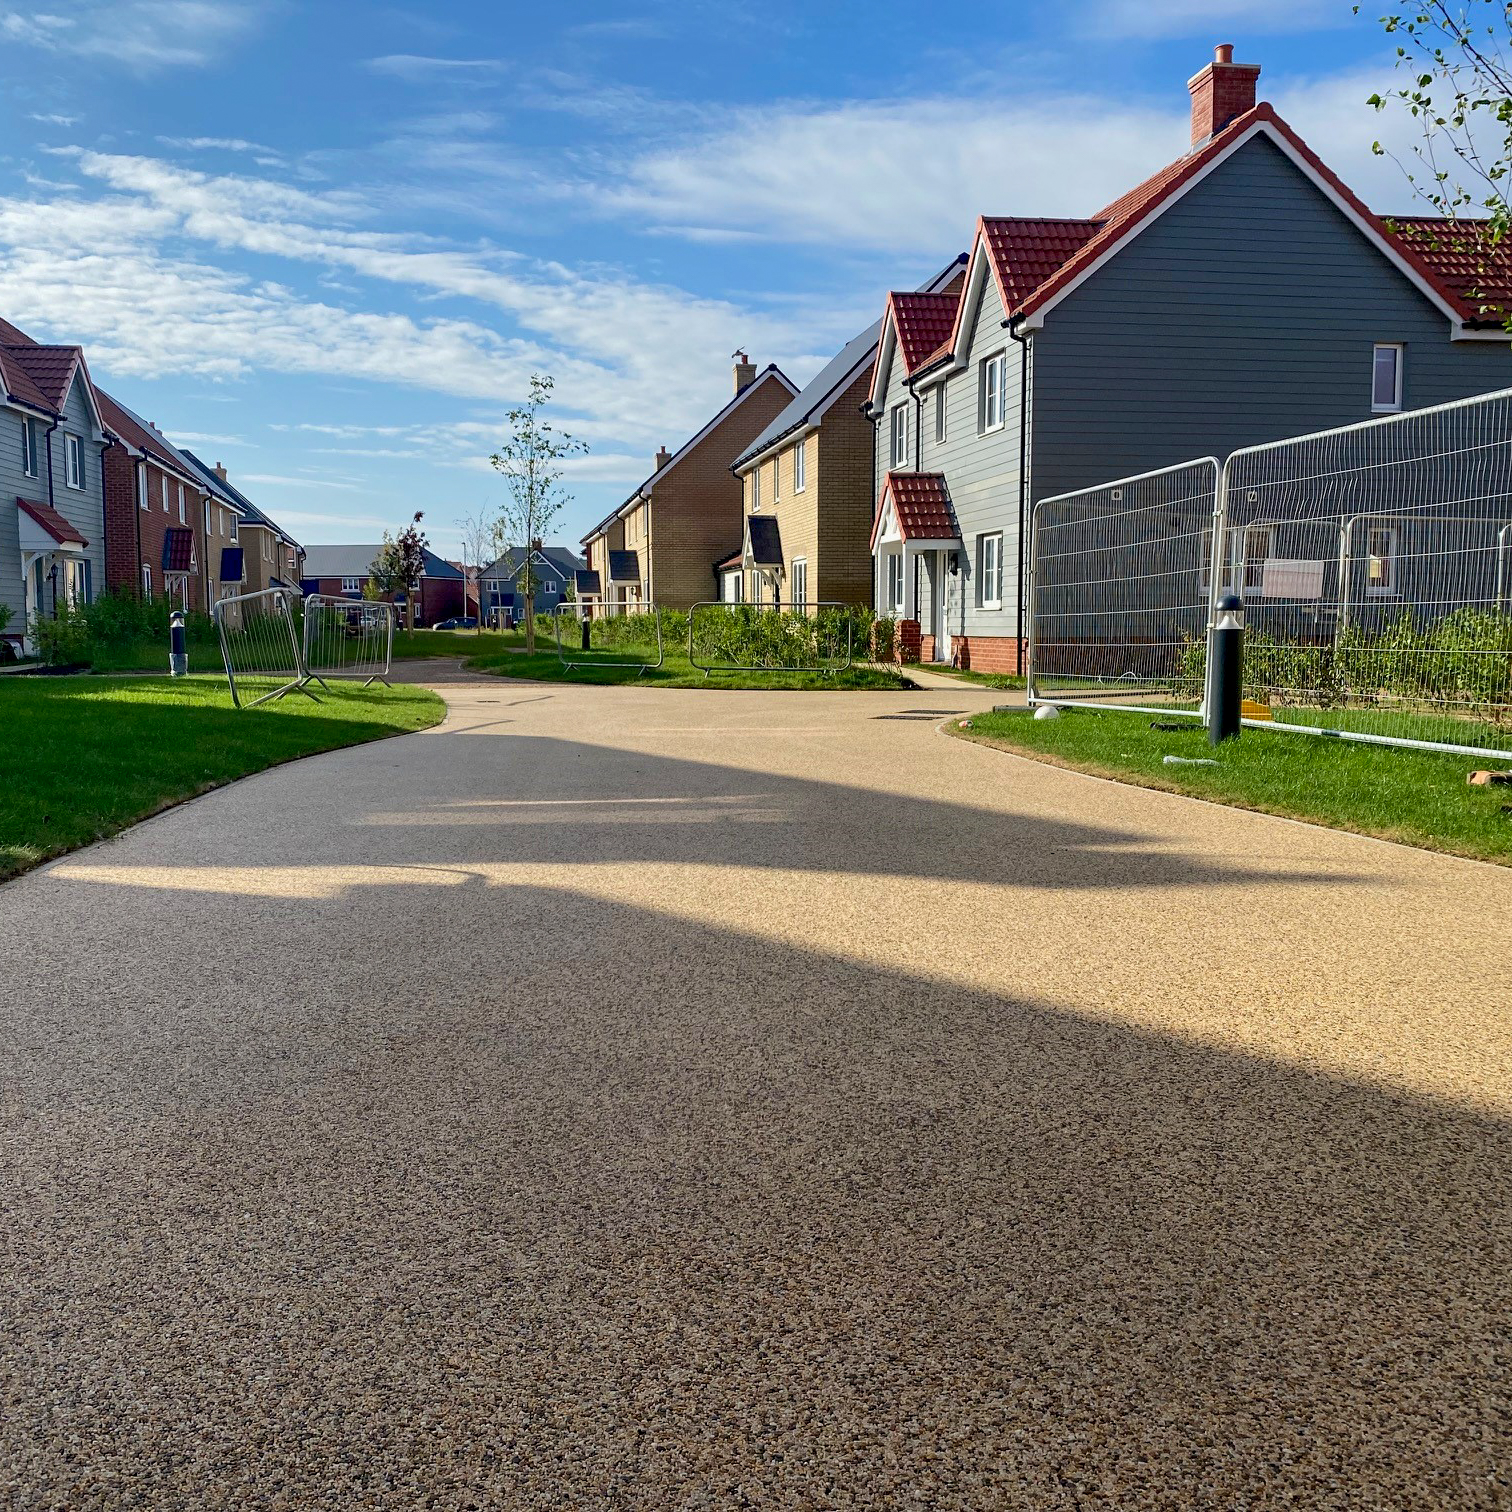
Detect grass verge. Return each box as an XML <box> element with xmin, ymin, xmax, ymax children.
<box><xmin>954</xmin><ymin>706</ymin><xmax>1512</xmax><ymax>865</ymax></box>
<box><xmin>911</xmin><ymin>663</ymin><xmax>1027</xmax><ymax>690</ymax></box>
<box><xmin>0</xmin><ymin>676</ymin><xmax>445</xmax><ymax>881</ymax></box>
<box><xmin>398</xmin><ymin>626</ymin><xmax>908</xmax><ymax>690</ymax></box>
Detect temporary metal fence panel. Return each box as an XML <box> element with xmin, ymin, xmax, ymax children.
<box><xmin>213</xmin><ymin>586</ymin><xmax>314</xmax><ymax>709</ymax></box>
<box><xmin>687</xmin><ymin>601</ymin><xmax>855</xmax><ymax>676</ymax></box>
<box><xmin>552</xmin><ymin>598</ymin><xmax>666</xmax><ymax>673</ymax></box>
<box><xmin>1222</xmin><ymin>387</ymin><xmax>1512</xmax><ymax>757</ymax></box>
<box><xmin>1027</xmin><ymin>457</ymin><xmax>1220</xmax><ymax>717</ymax></box>
<box><xmin>303</xmin><ymin>594</ymin><xmax>395</xmax><ymax>686</ymax></box>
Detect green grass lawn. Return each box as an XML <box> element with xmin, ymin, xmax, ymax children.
<box><xmin>956</xmin><ymin>706</ymin><xmax>1512</xmax><ymax>865</ymax></box>
<box><xmin>0</xmin><ymin>676</ymin><xmax>444</xmax><ymax>881</ymax></box>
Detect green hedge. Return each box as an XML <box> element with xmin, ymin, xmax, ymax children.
<box><xmin>32</xmin><ymin>590</ymin><xmax>221</xmax><ymax>667</ymax></box>
<box><xmin>686</xmin><ymin>605</ymin><xmax>872</xmax><ymax>670</ymax></box>
<box><xmin>1177</xmin><ymin>607</ymin><xmax>1512</xmax><ymax>720</ymax></box>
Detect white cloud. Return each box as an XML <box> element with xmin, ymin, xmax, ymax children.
<box><xmin>169</xmin><ymin>430</ymin><xmax>250</xmax><ymax>446</ymax></box>
<box><xmin>28</xmin><ymin>112</ymin><xmax>78</xmax><ymax>126</ymax></box>
<box><xmin>1</xmin><ymin>1</ymin><xmax>262</xmax><ymax>69</ymax></box>
<box><xmin>240</xmin><ymin>474</ymin><xmax>360</xmax><ymax>490</ymax></box>
<box><xmin>366</xmin><ymin>55</ymin><xmax>504</xmax><ymax>82</ymax></box>
<box><xmin>160</xmin><ymin>136</ymin><xmax>279</xmax><ymax>154</ymax></box>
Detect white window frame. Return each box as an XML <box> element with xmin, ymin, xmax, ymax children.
<box><xmin>21</xmin><ymin>417</ymin><xmax>37</xmax><ymax>479</ymax></box>
<box><xmin>1372</xmin><ymin>342</ymin><xmax>1404</xmax><ymax>413</ymax></box>
<box><xmin>229</xmin><ymin>513</ymin><xmax>239</xmax><ymax>543</ymax></box>
<box><xmin>749</xmin><ymin>569</ymin><xmax>763</xmax><ymax>606</ymax></box>
<box><xmin>889</xmin><ymin>403</ymin><xmax>909</xmax><ymax>468</ymax></box>
<box><xmin>979</xmin><ymin>352</ymin><xmax>1007</xmax><ymax>433</ymax></box>
<box><xmin>793</xmin><ymin>439</ymin><xmax>806</xmax><ymax>492</ymax></box>
<box><xmin>791</xmin><ymin>557</ymin><xmax>808</xmax><ymax>613</ymax></box>
<box><xmin>161</xmin><ymin>473</ymin><xmax>169</xmax><ymax>512</ymax></box>
<box><xmin>751</xmin><ymin>467</ymin><xmax>760</xmax><ymax>510</ymax></box>
<box><xmin>203</xmin><ymin>498</ymin><xmax>211</xmax><ymax>536</ymax></box>
<box><xmin>65</xmin><ymin>433</ymin><xmax>84</xmax><ymax>490</ymax></box>
<box><xmin>978</xmin><ymin>532</ymin><xmax>1004</xmax><ymax>609</ymax></box>
<box><xmin>1365</xmin><ymin>524</ymin><xmax>1400</xmax><ymax>596</ymax></box>
<box><xmin>772</xmin><ymin>453</ymin><xmax>780</xmax><ymax>503</ymax></box>
<box><xmin>886</xmin><ymin>552</ymin><xmax>905</xmax><ymax>615</ymax></box>
<box><xmin>138</xmin><ymin>464</ymin><xmax>149</xmax><ymax>511</ymax></box>
<box><xmin>934</xmin><ymin>386</ymin><xmax>947</xmax><ymax>445</ymax></box>
<box><xmin>341</xmin><ymin>576</ymin><xmax>364</xmax><ymax>593</ymax></box>
<box><xmin>177</xmin><ymin>482</ymin><xmax>186</xmax><ymax>524</ymax></box>
<box><xmin>141</xmin><ymin>563</ymin><xmax>152</xmax><ymax>601</ymax></box>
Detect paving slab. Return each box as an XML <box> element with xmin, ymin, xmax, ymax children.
<box><xmin>2</xmin><ymin>679</ymin><xmax>1509</xmax><ymax>1508</ymax></box>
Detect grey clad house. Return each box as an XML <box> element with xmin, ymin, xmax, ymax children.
<box><xmin>480</xmin><ymin>545</ymin><xmax>585</xmax><ymax>625</ymax></box>
<box><xmin>867</xmin><ymin>46</ymin><xmax>1512</xmax><ymax>672</ymax></box>
<box><xmin>0</xmin><ymin>325</ymin><xmax>109</xmax><ymax>655</ymax></box>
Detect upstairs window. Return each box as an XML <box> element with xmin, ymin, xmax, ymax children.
<box><xmin>772</xmin><ymin>454</ymin><xmax>780</xmax><ymax>502</ymax></box>
<box><xmin>751</xmin><ymin>467</ymin><xmax>760</xmax><ymax>510</ymax></box>
<box><xmin>793</xmin><ymin>438</ymin><xmax>806</xmax><ymax>492</ymax></box>
<box><xmin>341</xmin><ymin>576</ymin><xmax>363</xmax><ymax>593</ymax></box>
<box><xmin>980</xmin><ymin>352</ymin><xmax>1007</xmax><ymax>432</ymax></box>
<box><xmin>1372</xmin><ymin>343</ymin><xmax>1404</xmax><ymax>412</ymax></box>
<box><xmin>65</xmin><ymin>433</ymin><xmax>84</xmax><ymax>489</ymax></box>
<box><xmin>934</xmin><ymin>387</ymin><xmax>947</xmax><ymax>445</ymax></box>
<box><xmin>21</xmin><ymin>417</ymin><xmax>37</xmax><ymax>478</ymax></box>
<box><xmin>177</xmin><ymin>482</ymin><xmax>186</xmax><ymax>524</ymax></box>
<box><xmin>203</xmin><ymin>498</ymin><xmax>211</xmax><ymax>535</ymax></box>
<box><xmin>161</xmin><ymin>474</ymin><xmax>169</xmax><ymax>512</ymax></box>
<box><xmin>889</xmin><ymin>403</ymin><xmax>909</xmax><ymax>467</ymax></box>
<box><xmin>138</xmin><ymin>466</ymin><xmax>149</xmax><ymax>510</ymax></box>
<box><xmin>230</xmin><ymin>513</ymin><xmax>239</xmax><ymax>542</ymax></box>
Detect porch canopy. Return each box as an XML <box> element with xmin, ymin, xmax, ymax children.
<box><xmin>870</xmin><ymin>472</ymin><xmax>962</xmax><ymax>620</ymax></box>
<box><xmin>18</xmin><ymin>495</ymin><xmax>86</xmax><ymax>554</ymax></box>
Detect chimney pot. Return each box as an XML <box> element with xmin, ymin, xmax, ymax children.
<box><xmin>1188</xmin><ymin>44</ymin><xmax>1260</xmax><ymax>148</ymax></box>
<box><xmin>732</xmin><ymin>350</ymin><xmax>756</xmax><ymax>394</ymax></box>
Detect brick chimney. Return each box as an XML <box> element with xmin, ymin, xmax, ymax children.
<box><xmin>732</xmin><ymin>350</ymin><xmax>756</xmax><ymax>394</ymax></box>
<box><xmin>654</xmin><ymin>445</ymin><xmax>672</xmax><ymax>470</ymax></box>
<box><xmin>213</xmin><ymin>462</ymin><xmax>228</xmax><ymax>481</ymax></box>
<box><xmin>1188</xmin><ymin>44</ymin><xmax>1260</xmax><ymax>148</ymax></box>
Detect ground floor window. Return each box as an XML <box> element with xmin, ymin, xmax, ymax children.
<box><xmin>64</xmin><ymin>557</ymin><xmax>92</xmax><ymax>608</ymax></box>
<box><xmin>721</xmin><ymin>569</ymin><xmax>743</xmax><ymax>603</ymax></box>
<box><xmin>791</xmin><ymin>557</ymin><xmax>808</xmax><ymax>613</ymax></box>
<box><xmin>978</xmin><ymin>532</ymin><xmax>1003</xmax><ymax>609</ymax></box>
<box><xmin>1366</xmin><ymin>524</ymin><xmax>1399</xmax><ymax>595</ymax></box>
<box><xmin>749</xmin><ymin>570</ymin><xmax>763</xmax><ymax>607</ymax></box>
<box><xmin>141</xmin><ymin>563</ymin><xmax>152</xmax><ymax>601</ymax></box>
<box><xmin>886</xmin><ymin>552</ymin><xmax>904</xmax><ymax>615</ymax></box>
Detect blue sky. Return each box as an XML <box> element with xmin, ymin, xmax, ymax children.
<box><xmin>0</xmin><ymin>0</ymin><xmax>1434</xmax><ymax>553</ymax></box>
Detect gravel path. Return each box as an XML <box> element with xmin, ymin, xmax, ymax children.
<box><xmin>3</xmin><ymin>680</ymin><xmax>1510</xmax><ymax>1509</ymax></box>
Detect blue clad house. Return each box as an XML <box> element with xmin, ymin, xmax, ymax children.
<box><xmin>480</xmin><ymin>544</ymin><xmax>585</xmax><ymax>625</ymax></box>
<box><xmin>0</xmin><ymin>320</ymin><xmax>109</xmax><ymax>655</ymax></box>
<box><xmin>866</xmin><ymin>46</ymin><xmax>1512</xmax><ymax>671</ymax></box>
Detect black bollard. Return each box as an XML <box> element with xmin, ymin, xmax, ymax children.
<box><xmin>169</xmin><ymin>608</ymin><xmax>188</xmax><ymax>678</ymax></box>
<box><xmin>580</xmin><ymin>613</ymin><xmax>591</xmax><ymax>653</ymax></box>
<box><xmin>1209</xmin><ymin>593</ymin><xmax>1244</xmax><ymax>745</ymax></box>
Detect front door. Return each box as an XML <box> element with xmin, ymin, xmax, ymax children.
<box><xmin>936</xmin><ymin>549</ymin><xmax>957</xmax><ymax>662</ymax></box>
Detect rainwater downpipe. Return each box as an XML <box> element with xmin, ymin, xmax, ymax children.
<box><xmin>43</xmin><ymin>412</ymin><xmax>60</xmax><ymax>619</ymax></box>
<box><xmin>1007</xmin><ymin>317</ymin><xmax>1031</xmax><ymax>662</ymax></box>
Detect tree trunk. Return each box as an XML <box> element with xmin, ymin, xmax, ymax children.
<box><xmin>524</xmin><ymin>600</ymin><xmax>535</xmax><ymax>654</ymax></box>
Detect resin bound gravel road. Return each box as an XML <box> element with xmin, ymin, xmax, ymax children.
<box><xmin>3</xmin><ymin>677</ymin><xmax>1510</xmax><ymax>1509</ymax></box>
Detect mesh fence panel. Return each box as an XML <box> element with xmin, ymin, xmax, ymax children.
<box><xmin>304</xmin><ymin>595</ymin><xmax>395</xmax><ymax>685</ymax></box>
<box><xmin>213</xmin><ymin>587</ymin><xmax>310</xmax><ymax>708</ymax></box>
<box><xmin>1028</xmin><ymin>458</ymin><xmax>1219</xmax><ymax>714</ymax></box>
<box><xmin>552</xmin><ymin>599</ymin><xmax>666</xmax><ymax>672</ymax></box>
<box><xmin>1223</xmin><ymin>389</ymin><xmax>1512</xmax><ymax>754</ymax></box>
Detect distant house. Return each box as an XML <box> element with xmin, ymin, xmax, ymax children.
<box><xmin>581</xmin><ymin>353</ymin><xmax>798</xmax><ymax>609</ymax></box>
<box><xmin>180</xmin><ymin>452</ymin><xmax>303</xmax><ymax>602</ymax></box>
<box><xmin>96</xmin><ymin>392</ymin><xmax>234</xmax><ymax>613</ymax></box>
<box><xmin>866</xmin><ymin>45</ymin><xmax>1512</xmax><ymax>671</ymax></box>
<box><xmin>479</xmin><ymin>543</ymin><xmax>584</xmax><ymax>624</ymax></box>
<box><xmin>301</xmin><ymin>543</ymin><xmax>465</xmax><ymax>625</ymax></box>
<box><xmin>0</xmin><ymin>317</ymin><xmax>109</xmax><ymax>654</ymax></box>
<box><xmin>729</xmin><ymin>257</ymin><xmax>967</xmax><ymax>610</ymax></box>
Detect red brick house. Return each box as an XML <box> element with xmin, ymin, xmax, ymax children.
<box><xmin>300</xmin><ymin>543</ymin><xmax>466</xmax><ymax>625</ymax></box>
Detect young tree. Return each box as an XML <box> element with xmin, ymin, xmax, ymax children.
<box><xmin>456</xmin><ymin>507</ymin><xmax>502</xmax><ymax>634</ymax></box>
<box><xmin>1362</xmin><ymin>0</ymin><xmax>1512</xmax><ymax>315</ymax></box>
<box><xmin>370</xmin><ymin>512</ymin><xmax>429</xmax><ymax>631</ymax></box>
<box><xmin>490</xmin><ymin>374</ymin><xmax>587</xmax><ymax>653</ymax></box>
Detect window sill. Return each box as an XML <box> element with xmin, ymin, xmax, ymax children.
<box><xmin>1371</xmin><ymin>403</ymin><xmax>1403</xmax><ymax>414</ymax></box>
<box><xmin>981</xmin><ymin>600</ymin><xmax>1003</xmax><ymax>611</ymax></box>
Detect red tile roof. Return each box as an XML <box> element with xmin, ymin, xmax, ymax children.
<box><xmin>1389</xmin><ymin>217</ymin><xmax>1512</xmax><ymax>323</ymax></box>
<box><xmin>17</xmin><ymin>495</ymin><xmax>87</xmax><ymax>548</ymax></box>
<box><xmin>870</xmin><ymin>472</ymin><xmax>960</xmax><ymax>548</ymax></box>
<box><xmin>887</xmin><ymin>292</ymin><xmax>962</xmax><ymax>374</ymax></box>
<box><xmin>161</xmin><ymin>527</ymin><xmax>196</xmax><ymax>573</ymax></box>
<box><xmin>980</xmin><ymin>218</ymin><xmax>1103</xmax><ymax>310</ymax></box>
<box><xmin>95</xmin><ymin>388</ymin><xmax>197</xmax><ymax>478</ymax></box>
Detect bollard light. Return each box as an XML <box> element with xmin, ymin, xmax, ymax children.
<box><xmin>1208</xmin><ymin>594</ymin><xmax>1244</xmax><ymax>745</ymax></box>
<box><xmin>169</xmin><ymin>608</ymin><xmax>188</xmax><ymax>678</ymax></box>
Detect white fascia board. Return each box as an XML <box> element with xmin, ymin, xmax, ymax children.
<box><xmin>928</xmin><ymin>236</ymin><xmax>994</xmax><ymax>379</ymax></box>
<box><xmin>735</xmin><ymin>419</ymin><xmax>820</xmax><ymax>475</ymax></box>
<box><xmin>638</xmin><ymin>367</ymin><xmax>801</xmax><ymax>494</ymax></box>
<box><xmin>869</xmin><ymin>321</ymin><xmax>897</xmax><ymax>412</ymax></box>
<box><xmin>1020</xmin><ymin>118</ymin><xmax>1470</xmax><ymax>335</ymax></box>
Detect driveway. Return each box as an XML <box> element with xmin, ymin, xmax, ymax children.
<box><xmin>4</xmin><ymin>679</ymin><xmax>1510</xmax><ymax>1508</ymax></box>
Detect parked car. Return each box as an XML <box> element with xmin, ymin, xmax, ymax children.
<box><xmin>429</xmin><ymin>616</ymin><xmax>478</xmax><ymax>631</ymax></box>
